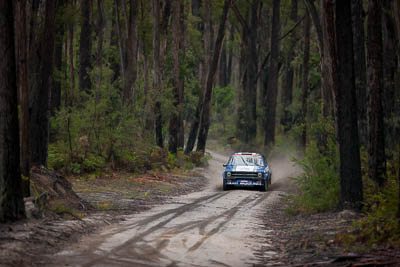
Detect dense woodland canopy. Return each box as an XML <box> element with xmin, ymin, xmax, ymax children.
<box><xmin>0</xmin><ymin>0</ymin><xmax>400</xmax><ymax>231</ymax></box>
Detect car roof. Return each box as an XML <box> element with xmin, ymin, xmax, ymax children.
<box><xmin>231</xmin><ymin>152</ymin><xmax>264</xmax><ymax>157</ymax></box>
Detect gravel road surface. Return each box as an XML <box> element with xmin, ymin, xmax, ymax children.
<box><xmin>49</xmin><ymin>151</ymin><xmax>297</xmax><ymax>267</ymax></box>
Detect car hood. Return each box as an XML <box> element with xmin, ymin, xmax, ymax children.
<box><xmin>225</xmin><ymin>165</ymin><xmax>265</xmax><ymax>172</ymax></box>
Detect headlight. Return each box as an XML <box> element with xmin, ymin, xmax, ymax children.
<box><xmin>227</xmin><ymin>172</ymin><xmax>231</xmax><ymax>177</ymax></box>
<box><xmin>258</xmin><ymin>172</ymin><xmax>262</xmax><ymax>177</ymax></box>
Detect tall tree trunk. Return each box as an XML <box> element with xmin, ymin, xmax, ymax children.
<box><xmin>14</xmin><ymin>0</ymin><xmax>31</xmax><ymax>196</ymax></box>
<box><xmin>382</xmin><ymin>0</ymin><xmax>397</xmax><ymax>149</ymax></box>
<box><xmin>281</xmin><ymin>0</ymin><xmax>297</xmax><ymax>133</ymax></box>
<box><xmin>394</xmin><ymin>0</ymin><xmax>400</xmax><ymax>53</ymax></box>
<box><xmin>123</xmin><ymin>0</ymin><xmax>138</xmax><ymax>106</ymax></box>
<box><xmin>177</xmin><ymin>1</ymin><xmax>186</xmax><ymax>149</ymax></box>
<box><xmin>232</xmin><ymin>3</ymin><xmax>249</xmax><ymax>143</ymax></box>
<box><xmin>0</xmin><ymin>0</ymin><xmax>26</xmax><ymax>222</ymax></box>
<box><xmin>185</xmin><ymin>0</ymin><xmax>211</xmax><ymax>154</ymax></box>
<box><xmin>398</xmin><ymin>147</ymin><xmax>400</xmax><ymax>219</ymax></box>
<box><xmin>109</xmin><ymin>3</ymin><xmax>119</xmax><ymax>84</ymax></box>
<box><xmin>152</xmin><ymin>0</ymin><xmax>163</xmax><ymax>147</ymax></box>
<box><xmin>51</xmin><ymin>0</ymin><xmax>65</xmax><ymax>114</ymax></box>
<box><xmin>30</xmin><ymin>0</ymin><xmax>57</xmax><ymax>166</ymax></box>
<box><xmin>367</xmin><ymin>0</ymin><xmax>386</xmax><ymax>187</ymax></box>
<box><xmin>227</xmin><ymin>25</ymin><xmax>234</xmax><ymax>85</ymax></box>
<box><xmin>232</xmin><ymin>1</ymin><xmax>259</xmax><ymax>144</ymax></box>
<box><xmin>335</xmin><ymin>0</ymin><xmax>363</xmax><ymax>208</ymax></box>
<box><xmin>68</xmin><ymin>23</ymin><xmax>75</xmax><ymax>106</ymax></box>
<box><xmin>218</xmin><ymin>43</ymin><xmax>228</xmax><ymax>88</ymax></box>
<box><xmin>185</xmin><ymin>89</ymin><xmax>204</xmax><ymax>154</ymax></box>
<box><xmin>303</xmin><ymin>0</ymin><xmax>323</xmax><ymax>56</ymax></box>
<box><xmin>264</xmin><ymin>0</ymin><xmax>280</xmax><ymax>147</ymax></box>
<box><xmin>196</xmin><ymin>0</ymin><xmax>230</xmax><ymax>152</ymax></box>
<box><xmin>304</xmin><ymin>0</ymin><xmax>332</xmax><ymax>118</ymax></box>
<box><xmin>96</xmin><ymin>0</ymin><xmax>105</xmax><ymax>79</ymax></box>
<box><xmin>115</xmin><ymin>0</ymin><xmax>126</xmax><ymax>93</ymax></box>
<box><xmin>351</xmin><ymin>0</ymin><xmax>367</xmax><ymax>147</ymax></box>
<box><xmin>382</xmin><ymin>0</ymin><xmax>397</xmax><ymax>117</ymax></box>
<box><xmin>79</xmin><ymin>0</ymin><xmax>93</xmax><ymax>93</ymax></box>
<box><xmin>394</xmin><ymin>0</ymin><xmax>400</xmax><ymax>221</ymax></box>
<box><xmin>244</xmin><ymin>0</ymin><xmax>259</xmax><ymax>144</ymax></box>
<box><xmin>322</xmin><ymin>0</ymin><xmax>337</xmax><ymax>122</ymax></box>
<box><xmin>141</xmin><ymin>0</ymin><xmax>152</xmax><ymax>129</ymax></box>
<box><xmin>169</xmin><ymin>0</ymin><xmax>181</xmax><ymax>154</ymax></box>
<box><xmin>301</xmin><ymin>11</ymin><xmax>310</xmax><ymax>148</ymax></box>
<box><xmin>192</xmin><ymin>0</ymin><xmax>201</xmax><ymax>16</ymax></box>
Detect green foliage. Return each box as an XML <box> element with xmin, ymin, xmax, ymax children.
<box><xmin>288</xmin><ymin>115</ymin><xmax>340</xmax><ymax>214</ymax></box>
<box><xmin>49</xmin><ymin>83</ymin><xmax>207</xmax><ymax>175</ymax></box>
<box><xmin>340</xmin><ymin>159</ymin><xmax>400</xmax><ymax>246</ymax></box>
<box><xmin>209</xmin><ymin>84</ymin><xmax>236</xmax><ymax>142</ymax></box>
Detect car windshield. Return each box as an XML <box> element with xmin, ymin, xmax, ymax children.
<box><xmin>228</xmin><ymin>154</ymin><xmax>265</xmax><ymax>166</ymax></box>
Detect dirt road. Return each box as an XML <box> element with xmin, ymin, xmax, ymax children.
<box><xmin>49</xmin><ymin>151</ymin><xmax>298</xmax><ymax>267</ymax></box>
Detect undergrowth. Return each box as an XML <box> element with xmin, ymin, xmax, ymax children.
<box><xmin>287</xmin><ymin>114</ymin><xmax>340</xmax><ymax>215</ymax></box>
<box><xmin>48</xmin><ymin>101</ymin><xmax>207</xmax><ymax>175</ymax></box>
<box><xmin>338</xmin><ymin>156</ymin><xmax>400</xmax><ymax>247</ymax></box>
<box><xmin>48</xmin><ymin>63</ymin><xmax>208</xmax><ymax>176</ymax></box>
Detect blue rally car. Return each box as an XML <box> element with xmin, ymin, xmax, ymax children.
<box><xmin>222</xmin><ymin>152</ymin><xmax>272</xmax><ymax>191</ymax></box>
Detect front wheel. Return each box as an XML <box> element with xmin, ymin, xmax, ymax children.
<box><xmin>260</xmin><ymin>181</ymin><xmax>268</xmax><ymax>192</ymax></box>
<box><xmin>223</xmin><ymin>182</ymin><xmax>229</xmax><ymax>191</ymax></box>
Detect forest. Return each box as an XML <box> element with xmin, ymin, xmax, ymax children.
<box><xmin>1</xmin><ymin>0</ymin><xmax>400</xmax><ymax>250</ymax></box>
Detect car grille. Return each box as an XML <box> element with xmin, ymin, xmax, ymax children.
<box><xmin>231</xmin><ymin>172</ymin><xmax>258</xmax><ymax>178</ymax></box>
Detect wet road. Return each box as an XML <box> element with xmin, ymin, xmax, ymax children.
<box><xmin>50</xmin><ymin>152</ymin><xmax>294</xmax><ymax>267</ymax></box>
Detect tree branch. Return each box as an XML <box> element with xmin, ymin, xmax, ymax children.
<box><xmin>303</xmin><ymin>0</ymin><xmax>323</xmax><ymax>56</ymax></box>
<box><xmin>230</xmin><ymin>1</ymin><xmax>250</xmax><ymax>34</ymax></box>
<box><xmin>253</xmin><ymin>15</ymin><xmax>305</xmax><ymax>83</ymax></box>
<box><xmin>279</xmin><ymin>14</ymin><xmax>305</xmax><ymax>42</ymax></box>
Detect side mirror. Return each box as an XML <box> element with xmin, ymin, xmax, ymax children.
<box><xmin>223</xmin><ymin>164</ymin><xmax>227</xmax><ymax>167</ymax></box>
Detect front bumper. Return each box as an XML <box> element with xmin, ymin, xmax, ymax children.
<box><xmin>225</xmin><ymin>178</ymin><xmax>264</xmax><ymax>186</ymax></box>
<box><xmin>223</xmin><ymin>171</ymin><xmax>270</xmax><ymax>187</ymax></box>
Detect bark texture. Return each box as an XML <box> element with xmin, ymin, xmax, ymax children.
<box><xmin>382</xmin><ymin>0</ymin><xmax>397</xmax><ymax>149</ymax></box>
<box><xmin>382</xmin><ymin>0</ymin><xmax>397</xmax><ymax>117</ymax></box>
<box><xmin>68</xmin><ymin>22</ymin><xmax>75</xmax><ymax>105</ymax></box>
<box><xmin>123</xmin><ymin>0</ymin><xmax>138</xmax><ymax>105</ymax></box>
<box><xmin>152</xmin><ymin>0</ymin><xmax>163</xmax><ymax>147</ymax></box>
<box><xmin>301</xmin><ymin>11</ymin><xmax>310</xmax><ymax>148</ymax></box>
<box><xmin>79</xmin><ymin>0</ymin><xmax>93</xmax><ymax>93</ymax></box>
<box><xmin>177</xmin><ymin>1</ymin><xmax>185</xmax><ymax>149</ymax></box>
<box><xmin>0</xmin><ymin>0</ymin><xmax>26</xmax><ymax>222</ymax></box>
<box><xmin>168</xmin><ymin>0</ymin><xmax>181</xmax><ymax>154</ymax></box>
<box><xmin>335</xmin><ymin>0</ymin><xmax>363</xmax><ymax>208</ymax></box>
<box><xmin>367</xmin><ymin>0</ymin><xmax>386</xmax><ymax>187</ymax></box>
<box><xmin>351</xmin><ymin>0</ymin><xmax>367</xmax><ymax>146</ymax></box>
<box><xmin>51</xmin><ymin>0</ymin><xmax>65</xmax><ymax>113</ymax></box>
<box><xmin>14</xmin><ymin>0</ymin><xmax>31</xmax><ymax>196</ymax></box>
<box><xmin>30</xmin><ymin>0</ymin><xmax>57</xmax><ymax>166</ymax></box>
<box><xmin>218</xmin><ymin>44</ymin><xmax>228</xmax><ymax>88</ymax></box>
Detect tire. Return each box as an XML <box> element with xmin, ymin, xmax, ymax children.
<box><xmin>223</xmin><ymin>182</ymin><xmax>228</xmax><ymax>191</ymax></box>
<box><xmin>260</xmin><ymin>181</ymin><xmax>268</xmax><ymax>192</ymax></box>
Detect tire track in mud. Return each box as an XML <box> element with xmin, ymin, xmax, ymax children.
<box><xmin>76</xmin><ymin>191</ymin><xmax>271</xmax><ymax>267</ymax></box>
<box><xmin>50</xmin><ymin>150</ymin><xmax>282</xmax><ymax>267</ymax></box>
<box><xmin>74</xmin><ymin>192</ymin><xmax>227</xmax><ymax>266</ymax></box>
